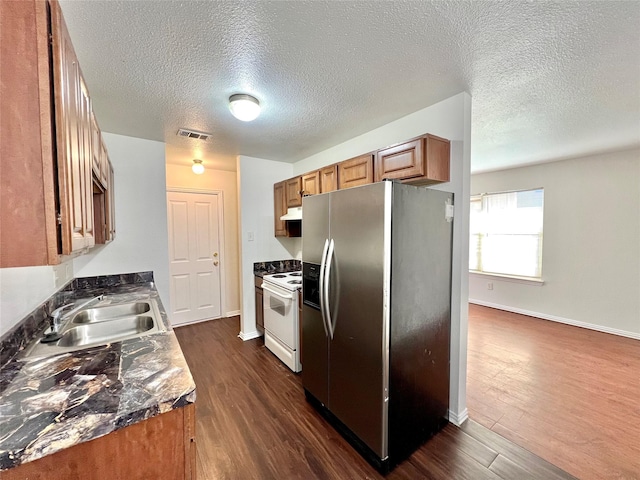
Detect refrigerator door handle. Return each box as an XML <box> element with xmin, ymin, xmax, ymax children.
<box><xmin>324</xmin><ymin>238</ymin><xmax>335</xmax><ymax>339</ymax></box>
<box><xmin>319</xmin><ymin>239</ymin><xmax>330</xmax><ymax>337</ymax></box>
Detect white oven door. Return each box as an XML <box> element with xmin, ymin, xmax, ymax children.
<box><xmin>262</xmin><ymin>281</ymin><xmax>298</xmax><ymax>349</ymax></box>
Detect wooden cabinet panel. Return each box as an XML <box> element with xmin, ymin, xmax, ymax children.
<box><xmin>286</xmin><ymin>176</ymin><xmax>302</xmax><ymax>207</ymax></box>
<box><xmin>374</xmin><ymin>138</ymin><xmax>423</xmax><ymax>181</ymax></box>
<box><xmin>337</xmin><ymin>154</ymin><xmax>374</xmax><ymax>190</ymax></box>
<box><xmin>0</xmin><ymin>0</ymin><xmax>58</xmax><ymax>267</ymax></box>
<box><xmin>52</xmin><ymin>0</ymin><xmax>96</xmax><ymax>254</ymax></box>
<box><xmin>320</xmin><ymin>165</ymin><xmax>338</xmax><ymax>193</ymax></box>
<box><xmin>375</xmin><ymin>134</ymin><xmax>450</xmax><ymax>185</ymax></box>
<box><xmin>274</xmin><ymin>181</ymin><xmax>287</xmax><ymax>237</ymax></box>
<box><xmin>78</xmin><ymin>74</ymin><xmax>95</xmax><ymax>249</ymax></box>
<box><xmin>255</xmin><ymin>276</ymin><xmax>264</xmax><ymax>332</ymax></box>
<box><xmin>107</xmin><ymin>161</ymin><xmax>116</xmax><ymax>242</ymax></box>
<box><xmin>298</xmin><ymin>290</ymin><xmax>303</xmax><ymax>365</ymax></box>
<box><xmin>3</xmin><ymin>404</ymin><xmax>196</xmax><ymax>480</ymax></box>
<box><xmin>1</xmin><ymin>0</ymin><xmax>114</xmax><ymax>267</ymax></box>
<box><xmin>301</xmin><ymin>171</ymin><xmax>320</xmax><ymax>197</ymax></box>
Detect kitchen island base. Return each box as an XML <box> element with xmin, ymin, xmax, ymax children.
<box><xmin>2</xmin><ymin>403</ymin><xmax>196</xmax><ymax>480</ymax></box>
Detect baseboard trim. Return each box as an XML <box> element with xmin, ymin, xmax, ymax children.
<box><xmin>469</xmin><ymin>299</ymin><xmax>640</xmax><ymax>340</ymax></box>
<box><xmin>238</xmin><ymin>330</ymin><xmax>261</xmax><ymax>341</ymax></box>
<box><xmin>226</xmin><ymin>310</ymin><xmax>241</xmax><ymax>317</ymax></box>
<box><xmin>448</xmin><ymin>408</ymin><xmax>468</xmax><ymax>426</ymax></box>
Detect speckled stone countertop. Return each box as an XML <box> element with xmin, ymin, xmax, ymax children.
<box><xmin>254</xmin><ymin>259</ymin><xmax>301</xmax><ymax>278</ymax></box>
<box><xmin>0</xmin><ymin>273</ymin><xmax>196</xmax><ymax>471</ymax></box>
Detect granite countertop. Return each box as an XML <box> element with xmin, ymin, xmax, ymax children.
<box><xmin>254</xmin><ymin>259</ymin><xmax>301</xmax><ymax>278</ymax></box>
<box><xmin>0</xmin><ymin>275</ymin><xmax>196</xmax><ymax>471</ymax></box>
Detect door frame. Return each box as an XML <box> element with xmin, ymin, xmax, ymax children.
<box><xmin>166</xmin><ymin>187</ymin><xmax>227</xmax><ymax>324</ymax></box>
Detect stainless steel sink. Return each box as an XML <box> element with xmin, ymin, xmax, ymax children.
<box><xmin>58</xmin><ymin>315</ymin><xmax>155</xmax><ymax>347</ymax></box>
<box><xmin>21</xmin><ymin>298</ymin><xmax>166</xmax><ymax>360</ymax></box>
<box><xmin>72</xmin><ymin>302</ymin><xmax>151</xmax><ymax>324</ymax></box>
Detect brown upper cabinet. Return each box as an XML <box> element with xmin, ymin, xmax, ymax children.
<box><xmin>286</xmin><ymin>176</ymin><xmax>303</xmax><ymax>208</ymax></box>
<box><xmin>320</xmin><ymin>165</ymin><xmax>338</xmax><ymax>193</ymax></box>
<box><xmin>301</xmin><ymin>171</ymin><xmax>320</xmax><ymax>197</ymax></box>
<box><xmin>375</xmin><ymin>134</ymin><xmax>450</xmax><ymax>185</ymax></box>
<box><xmin>338</xmin><ymin>154</ymin><xmax>374</xmax><ymax>190</ymax></box>
<box><xmin>0</xmin><ymin>0</ymin><xmax>114</xmax><ymax>267</ymax></box>
<box><xmin>274</xmin><ymin>181</ymin><xmax>288</xmax><ymax>237</ymax></box>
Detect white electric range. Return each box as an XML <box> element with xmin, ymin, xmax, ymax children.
<box><xmin>261</xmin><ymin>271</ymin><xmax>302</xmax><ymax>372</ymax></box>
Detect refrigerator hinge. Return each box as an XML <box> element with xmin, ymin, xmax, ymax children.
<box><xmin>445</xmin><ymin>200</ymin><xmax>454</xmax><ymax>222</ymax></box>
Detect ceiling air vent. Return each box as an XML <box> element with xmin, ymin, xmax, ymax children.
<box><xmin>177</xmin><ymin>128</ymin><xmax>212</xmax><ymax>141</ymax></box>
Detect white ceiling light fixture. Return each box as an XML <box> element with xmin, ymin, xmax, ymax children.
<box><xmin>192</xmin><ymin>159</ymin><xmax>205</xmax><ymax>175</ymax></box>
<box><xmin>229</xmin><ymin>94</ymin><xmax>261</xmax><ymax>122</ymax></box>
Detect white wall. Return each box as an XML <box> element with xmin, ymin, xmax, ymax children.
<box><xmin>0</xmin><ymin>261</ymin><xmax>74</xmax><ymax>336</ymax></box>
<box><xmin>238</xmin><ymin>92</ymin><xmax>472</xmax><ymax>423</ymax></box>
<box><xmin>237</xmin><ymin>156</ymin><xmax>301</xmax><ymax>339</ymax></box>
<box><xmin>165</xmin><ymin>163</ymin><xmax>241</xmax><ymax>316</ymax></box>
<box><xmin>73</xmin><ymin>133</ymin><xmax>171</xmax><ymax>311</ymax></box>
<box><xmin>470</xmin><ymin>148</ymin><xmax>640</xmax><ymax>338</ymax></box>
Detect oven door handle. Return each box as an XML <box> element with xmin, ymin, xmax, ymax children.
<box><xmin>319</xmin><ymin>239</ymin><xmax>330</xmax><ymax>337</ymax></box>
<box><xmin>261</xmin><ymin>284</ymin><xmax>294</xmax><ymax>300</ymax></box>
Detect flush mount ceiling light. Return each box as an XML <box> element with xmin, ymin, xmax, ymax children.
<box><xmin>228</xmin><ymin>94</ymin><xmax>261</xmax><ymax>122</ymax></box>
<box><xmin>192</xmin><ymin>159</ymin><xmax>205</xmax><ymax>175</ymax></box>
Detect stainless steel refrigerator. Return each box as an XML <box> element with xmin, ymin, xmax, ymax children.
<box><xmin>301</xmin><ymin>180</ymin><xmax>453</xmax><ymax>473</ymax></box>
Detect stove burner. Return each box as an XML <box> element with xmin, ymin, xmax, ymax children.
<box><xmin>288</xmin><ymin>280</ymin><xmax>302</xmax><ymax>285</ymax></box>
<box><xmin>289</xmin><ymin>272</ymin><xmax>302</xmax><ymax>277</ymax></box>
<box><xmin>272</xmin><ymin>274</ymin><xmax>286</xmax><ymax>278</ymax></box>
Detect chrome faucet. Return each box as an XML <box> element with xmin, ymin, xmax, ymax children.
<box><xmin>48</xmin><ymin>294</ymin><xmax>105</xmax><ymax>334</ymax></box>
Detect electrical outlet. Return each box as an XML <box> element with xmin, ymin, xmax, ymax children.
<box><xmin>487</xmin><ymin>282</ymin><xmax>493</xmax><ymax>290</ymax></box>
<box><xmin>248</xmin><ymin>232</ymin><xmax>255</xmax><ymax>242</ymax></box>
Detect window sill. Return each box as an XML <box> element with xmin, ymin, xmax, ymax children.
<box><xmin>469</xmin><ymin>271</ymin><xmax>545</xmax><ymax>286</ymax></box>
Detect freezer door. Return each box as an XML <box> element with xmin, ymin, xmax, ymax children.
<box><xmin>327</xmin><ymin>182</ymin><xmax>389</xmax><ymax>459</ymax></box>
<box><xmin>302</xmin><ymin>303</ymin><xmax>329</xmax><ymax>405</ymax></box>
<box><xmin>302</xmin><ymin>193</ymin><xmax>330</xmax><ymax>264</ymax></box>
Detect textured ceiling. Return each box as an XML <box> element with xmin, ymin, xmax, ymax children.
<box><xmin>58</xmin><ymin>1</ymin><xmax>640</xmax><ymax>173</ymax></box>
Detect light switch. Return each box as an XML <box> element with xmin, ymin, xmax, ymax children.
<box><xmin>248</xmin><ymin>232</ymin><xmax>255</xmax><ymax>242</ymax></box>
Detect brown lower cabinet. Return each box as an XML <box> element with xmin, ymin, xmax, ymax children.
<box><xmin>255</xmin><ymin>276</ymin><xmax>264</xmax><ymax>333</ymax></box>
<box><xmin>3</xmin><ymin>404</ymin><xmax>196</xmax><ymax>480</ymax></box>
<box><xmin>298</xmin><ymin>290</ymin><xmax>303</xmax><ymax>365</ymax></box>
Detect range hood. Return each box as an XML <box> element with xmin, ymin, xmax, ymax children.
<box><xmin>280</xmin><ymin>207</ymin><xmax>302</xmax><ymax>221</ymax></box>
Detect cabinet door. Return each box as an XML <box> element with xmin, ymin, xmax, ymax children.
<box><xmin>320</xmin><ymin>165</ymin><xmax>338</xmax><ymax>193</ymax></box>
<box><xmin>301</xmin><ymin>171</ymin><xmax>320</xmax><ymax>197</ymax></box>
<box><xmin>374</xmin><ymin>138</ymin><xmax>423</xmax><ymax>182</ymax></box>
<box><xmin>91</xmin><ymin>112</ymin><xmax>100</xmax><ymax>180</ymax></box>
<box><xmin>255</xmin><ymin>283</ymin><xmax>264</xmax><ymax>331</ymax></box>
<box><xmin>286</xmin><ymin>176</ymin><xmax>302</xmax><ymax>207</ymax></box>
<box><xmin>106</xmin><ymin>160</ymin><xmax>116</xmax><ymax>242</ymax></box>
<box><xmin>337</xmin><ymin>154</ymin><xmax>374</xmax><ymax>190</ymax></box>
<box><xmin>78</xmin><ymin>74</ymin><xmax>95</xmax><ymax>248</ymax></box>
<box><xmin>274</xmin><ymin>181</ymin><xmax>287</xmax><ymax>237</ymax></box>
<box><xmin>52</xmin><ymin>5</ymin><xmax>86</xmax><ymax>254</ymax></box>
<box><xmin>375</xmin><ymin>134</ymin><xmax>450</xmax><ymax>185</ymax></box>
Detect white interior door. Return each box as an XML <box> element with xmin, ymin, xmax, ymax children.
<box><xmin>167</xmin><ymin>191</ymin><xmax>222</xmax><ymax>325</ymax></box>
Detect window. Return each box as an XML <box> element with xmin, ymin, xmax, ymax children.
<box><xmin>469</xmin><ymin>188</ymin><xmax>544</xmax><ymax>279</ymax></box>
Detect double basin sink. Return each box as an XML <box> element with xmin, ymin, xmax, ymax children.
<box><xmin>22</xmin><ymin>297</ymin><xmax>166</xmax><ymax>360</ymax></box>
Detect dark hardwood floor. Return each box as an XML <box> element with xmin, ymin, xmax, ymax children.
<box><xmin>468</xmin><ymin>304</ymin><xmax>640</xmax><ymax>480</ymax></box>
<box><xmin>175</xmin><ymin>317</ymin><xmax>575</xmax><ymax>480</ymax></box>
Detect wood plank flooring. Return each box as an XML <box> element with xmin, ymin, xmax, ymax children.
<box><xmin>467</xmin><ymin>304</ymin><xmax>640</xmax><ymax>480</ymax></box>
<box><xmin>175</xmin><ymin>317</ymin><xmax>575</xmax><ymax>480</ymax></box>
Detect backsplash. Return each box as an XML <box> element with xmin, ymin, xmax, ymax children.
<box><xmin>253</xmin><ymin>259</ymin><xmax>301</xmax><ymax>277</ymax></box>
<box><xmin>0</xmin><ymin>272</ymin><xmax>154</xmax><ymax>369</ymax></box>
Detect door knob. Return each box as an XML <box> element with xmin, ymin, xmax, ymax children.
<box><xmin>213</xmin><ymin>261</ymin><xmax>219</xmax><ymax>266</ymax></box>
<box><xmin>213</xmin><ymin>252</ymin><xmax>218</xmax><ymax>257</ymax></box>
